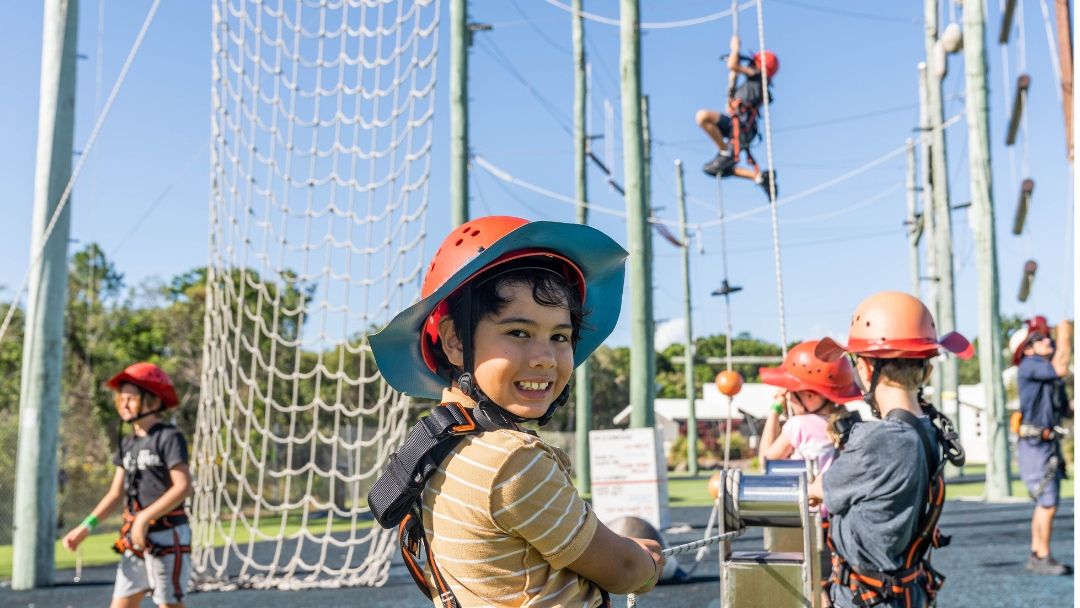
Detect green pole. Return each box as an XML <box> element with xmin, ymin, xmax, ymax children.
<box><xmin>572</xmin><ymin>0</ymin><xmax>592</xmax><ymax>493</ymax></box>
<box><xmin>924</xmin><ymin>0</ymin><xmax>961</xmax><ymax>472</ymax></box>
<box><xmin>676</xmin><ymin>160</ymin><xmax>697</xmax><ymax>476</ymax></box>
<box><xmin>963</xmin><ymin>0</ymin><xmax>1011</xmax><ymax>498</ymax></box>
<box><xmin>620</xmin><ymin>0</ymin><xmax>653</xmax><ymax>428</ymax></box>
<box><xmin>450</xmin><ymin>0</ymin><xmax>468</xmax><ymax>227</ymax></box>
<box><xmin>13</xmin><ymin>0</ymin><xmax>78</xmax><ymax>589</ymax></box>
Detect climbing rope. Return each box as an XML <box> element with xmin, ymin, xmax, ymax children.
<box><xmin>754</xmin><ymin>0</ymin><xmax>788</xmax><ymax>356</ymax></box>
<box><xmin>626</xmin><ymin>529</ymin><xmax>746</xmax><ymax>607</ymax></box>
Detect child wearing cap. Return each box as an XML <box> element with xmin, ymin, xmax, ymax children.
<box><xmin>806</xmin><ymin>292</ymin><xmax>972</xmax><ymax>608</ymax></box>
<box><xmin>368</xmin><ymin>216</ymin><xmax>664</xmax><ymax>607</ymax></box>
<box><xmin>758</xmin><ymin>340</ymin><xmax>863</xmax><ymax>478</ymax></box>
<box><xmin>61</xmin><ymin>362</ymin><xmax>192</xmax><ymax>608</ymax></box>
<box><xmin>1009</xmin><ymin>316</ymin><xmax>1072</xmax><ymax>575</ymax></box>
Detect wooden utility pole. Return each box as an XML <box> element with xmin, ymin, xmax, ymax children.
<box><xmin>571</xmin><ymin>0</ymin><xmax>593</xmax><ymax>492</ymax></box>
<box><xmin>621</xmin><ymin>0</ymin><xmax>654</xmax><ymax>428</ymax></box>
<box><xmin>963</xmin><ymin>0</ymin><xmax>1012</xmax><ymax>499</ymax></box>
<box><xmin>917</xmin><ymin>63</ymin><xmax>939</xmax><ymax>337</ymax></box>
<box><xmin>675</xmin><ymin>160</ymin><xmax>698</xmax><ymax>476</ymax></box>
<box><xmin>906</xmin><ymin>138</ymin><xmax>921</xmax><ymax>297</ymax></box>
<box><xmin>450</xmin><ymin>0</ymin><xmax>468</xmax><ymax>226</ymax></box>
<box><xmin>1055</xmin><ymin>0</ymin><xmax>1073</xmax><ymax>159</ymax></box>
<box><xmin>13</xmin><ymin>0</ymin><xmax>78</xmax><ymax>589</ymax></box>
<box><xmin>924</xmin><ymin>0</ymin><xmax>961</xmax><ymax>470</ymax></box>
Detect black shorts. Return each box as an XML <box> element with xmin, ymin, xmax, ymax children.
<box><xmin>716</xmin><ymin>114</ymin><xmax>756</xmax><ymax>150</ymax></box>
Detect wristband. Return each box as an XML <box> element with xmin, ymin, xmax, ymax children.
<box><xmin>771</xmin><ymin>403</ymin><xmax>785</xmax><ymax>415</ymax></box>
<box><xmin>81</xmin><ymin>514</ymin><xmax>99</xmax><ymax>532</ymax></box>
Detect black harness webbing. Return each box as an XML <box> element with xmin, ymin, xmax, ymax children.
<box><xmin>826</xmin><ymin>409</ymin><xmax>951</xmax><ymax>607</ymax></box>
<box><xmin>369</xmin><ymin>401</ymin><xmax>611</xmax><ymax>608</ymax></box>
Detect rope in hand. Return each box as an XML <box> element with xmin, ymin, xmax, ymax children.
<box><xmin>626</xmin><ymin>528</ymin><xmax>746</xmax><ymax>607</ymax></box>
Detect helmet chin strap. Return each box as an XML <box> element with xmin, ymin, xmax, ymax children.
<box><xmin>859</xmin><ymin>359</ymin><xmax>885</xmax><ymax>419</ymax></box>
<box><xmin>454</xmin><ymin>284</ymin><xmax>570</xmax><ymax>427</ymax></box>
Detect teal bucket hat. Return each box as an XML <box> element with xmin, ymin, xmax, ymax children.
<box><xmin>370</xmin><ymin>216</ymin><xmax>628</xmax><ymax>399</ymax></box>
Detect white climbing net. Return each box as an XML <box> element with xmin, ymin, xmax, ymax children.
<box><xmin>191</xmin><ymin>0</ymin><xmax>439</xmax><ymax>590</ymax></box>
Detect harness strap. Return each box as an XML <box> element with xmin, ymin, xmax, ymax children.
<box><xmin>824</xmin><ymin>410</ymin><xmax>949</xmax><ymax>607</ymax></box>
<box><xmin>112</xmin><ymin>501</ymin><xmax>189</xmax><ymax>559</ymax></box>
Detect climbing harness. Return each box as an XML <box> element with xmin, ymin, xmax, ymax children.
<box><xmin>370</xmin><ymin>400</ymin><xmax>607</xmax><ymax>608</ymax></box>
<box><xmin>825</xmin><ymin>404</ymin><xmax>962</xmax><ymax>607</ymax></box>
<box><xmin>112</xmin><ymin>497</ymin><xmax>190</xmax><ymax>600</ymax></box>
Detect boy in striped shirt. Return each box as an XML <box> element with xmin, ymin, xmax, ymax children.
<box><xmin>371</xmin><ymin>216</ymin><xmax>664</xmax><ymax>607</ymax></box>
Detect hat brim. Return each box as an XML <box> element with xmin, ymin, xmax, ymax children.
<box><xmin>759</xmin><ymin>367</ymin><xmax>863</xmax><ymax>404</ymax></box>
<box><xmin>817</xmin><ymin>332</ymin><xmax>974</xmax><ymax>362</ymax></box>
<box><xmin>371</xmin><ymin>221</ymin><xmax>628</xmax><ymax>399</ymax></box>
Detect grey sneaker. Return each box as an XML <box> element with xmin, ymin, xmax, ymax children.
<box><xmin>703</xmin><ymin>153</ymin><xmax>736</xmax><ymax>177</ymax></box>
<box><xmin>1026</xmin><ymin>553</ymin><xmax>1071</xmax><ymax>575</ymax></box>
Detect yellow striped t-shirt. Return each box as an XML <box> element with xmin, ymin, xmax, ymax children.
<box><xmin>420</xmin><ymin>397</ymin><xmax>602</xmax><ymax>607</ymax></box>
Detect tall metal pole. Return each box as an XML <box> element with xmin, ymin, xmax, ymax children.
<box><xmin>963</xmin><ymin>0</ymin><xmax>1012</xmax><ymax>499</ymax></box>
<box><xmin>917</xmin><ymin>63</ymin><xmax>943</xmax><ymax>413</ymax></box>
<box><xmin>13</xmin><ymin>0</ymin><xmax>79</xmax><ymax>589</ymax></box>
<box><xmin>905</xmin><ymin>138</ymin><xmax>921</xmax><ymax>297</ymax></box>
<box><xmin>450</xmin><ymin>0</ymin><xmax>469</xmax><ymax>226</ymax></box>
<box><xmin>571</xmin><ymin>0</ymin><xmax>593</xmax><ymax>492</ymax></box>
<box><xmin>621</xmin><ymin>0</ymin><xmax>654</xmax><ymax>428</ymax></box>
<box><xmin>675</xmin><ymin>160</ymin><xmax>698</xmax><ymax>476</ymax></box>
<box><xmin>924</xmin><ymin>0</ymin><xmax>961</xmax><ymax>469</ymax></box>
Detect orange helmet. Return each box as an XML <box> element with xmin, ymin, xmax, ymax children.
<box><xmin>759</xmin><ymin>340</ymin><xmax>862</xmax><ymax>404</ymax></box>
<box><xmin>106</xmin><ymin>362</ymin><xmax>179</xmax><ymax>408</ymax></box>
<box><xmin>816</xmin><ymin>292</ymin><xmax>973</xmax><ymax>361</ymax></box>
<box><xmin>715</xmin><ymin>370</ymin><xmax>743</xmax><ymax>397</ymax></box>
<box><xmin>371</xmin><ymin>216</ymin><xmax>628</xmax><ymax>399</ymax></box>
<box><xmin>753</xmin><ymin>51</ymin><xmax>779</xmax><ymax>78</ymax></box>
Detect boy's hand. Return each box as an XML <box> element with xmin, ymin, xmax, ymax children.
<box><xmin>62</xmin><ymin>526</ymin><xmax>89</xmax><ymax>552</ymax></box>
<box><xmin>130</xmin><ymin>512</ymin><xmax>152</xmax><ymax>551</ymax></box>
<box><xmin>629</xmin><ymin>538</ymin><xmax>665</xmax><ymax>595</ymax></box>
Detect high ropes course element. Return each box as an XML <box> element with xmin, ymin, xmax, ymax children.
<box><xmin>191</xmin><ymin>0</ymin><xmax>440</xmax><ymax>590</ymax></box>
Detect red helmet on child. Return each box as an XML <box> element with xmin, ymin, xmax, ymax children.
<box><xmin>753</xmin><ymin>51</ymin><xmax>779</xmax><ymax>78</ymax></box>
<box><xmin>106</xmin><ymin>362</ymin><xmax>179</xmax><ymax>408</ymax></box>
<box><xmin>816</xmin><ymin>292</ymin><xmax>973</xmax><ymax>361</ymax></box>
<box><xmin>759</xmin><ymin>340</ymin><xmax>862</xmax><ymax>404</ymax></box>
<box><xmin>371</xmin><ymin>216</ymin><xmax>628</xmax><ymax>399</ymax></box>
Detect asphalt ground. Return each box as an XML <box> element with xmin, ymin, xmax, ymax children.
<box><xmin>1</xmin><ymin>499</ymin><xmax>1073</xmax><ymax>608</ymax></box>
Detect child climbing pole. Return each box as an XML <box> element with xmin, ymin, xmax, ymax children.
<box><xmin>694</xmin><ymin>34</ymin><xmax>779</xmax><ymax>198</ymax></box>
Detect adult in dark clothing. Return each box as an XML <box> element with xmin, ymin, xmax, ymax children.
<box><xmin>1010</xmin><ymin>317</ymin><xmax>1072</xmax><ymax>576</ymax></box>
<box><xmin>695</xmin><ymin>35</ymin><xmax>778</xmax><ymax>198</ymax></box>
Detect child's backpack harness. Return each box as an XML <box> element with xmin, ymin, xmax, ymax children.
<box><xmin>825</xmin><ymin>405</ymin><xmax>963</xmax><ymax>607</ymax></box>
<box><xmin>369</xmin><ymin>401</ymin><xmax>612</xmax><ymax>608</ymax></box>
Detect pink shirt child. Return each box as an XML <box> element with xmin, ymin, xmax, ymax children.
<box><xmin>780</xmin><ymin>413</ymin><xmax>837</xmax><ymax>477</ymax></box>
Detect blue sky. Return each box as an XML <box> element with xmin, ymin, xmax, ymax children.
<box><xmin>1</xmin><ymin>0</ymin><xmax>1073</xmax><ymax>350</ymax></box>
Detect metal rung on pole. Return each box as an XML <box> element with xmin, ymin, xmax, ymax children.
<box><xmin>1018</xmin><ymin>260</ymin><xmax>1037</xmax><ymax>302</ymax></box>
<box><xmin>999</xmin><ymin>0</ymin><xmax>1018</xmax><ymax>43</ymax></box>
<box><xmin>1011</xmin><ymin>178</ymin><xmax>1035</xmax><ymax>234</ymax></box>
<box><xmin>1005</xmin><ymin>74</ymin><xmax>1030</xmax><ymax>146</ymax></box>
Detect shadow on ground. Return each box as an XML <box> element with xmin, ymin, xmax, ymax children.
<box><xmin>1</xmin><ymin>499</ymin><xmax>1072</xmax><ymax>608</ymax></box>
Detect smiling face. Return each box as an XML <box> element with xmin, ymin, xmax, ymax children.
<box><xmin>114</xmin><ymin>382</ymin><xmax>162</xmax><ymax>422</ymax></box>
<box><xmin>439</xmin><ymin>281</ymin><xmax>575</xmax><ymax>419</ymax></box>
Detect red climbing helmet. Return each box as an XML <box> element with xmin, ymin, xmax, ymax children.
<box><xmin>753</xmin><ymin>51</ymin><xmax>779</xmax><ymax>78</ymax></box>
<box><xmin>759</xmin><ymin>340</ymin><xmax>862</xmax><ymax>404</ymax></box>
<box><xmin>418</xmin><ymin>216</ymin><xmax>586</xmax><ymax>374</ymax></box>
<box><xmin>816</xmin><ymin>292</ymin><xmax>974</xmax><ymax>361</ymax></box>
<box><xmin>370</xmin><ymin>216</ymin><xmax>628</xmax><ymax>399</ymax></box>
<box><xmin>106</xmin><ymin>362</ymin><xmax>179</xmax><ymax>408</ymax></box>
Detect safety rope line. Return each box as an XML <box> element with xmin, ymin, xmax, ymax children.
<box><xmin>754</xmin><ymin>0</ymin><xmax>786</xmax><ymax>356</ymax></box>
<box><xmin>0</xmin><ymin>0</ymin><xmax>162</xmax><ymax>345</ymax></box>
<box><xmin>541</xmin><ymin>0</ymin><xmax>756</xmax><ymax>30</ymax></box>
<box><xmin>626</xmin><ymin>529</ymin><xmax>746</xmax><ymax>607</ymax></box>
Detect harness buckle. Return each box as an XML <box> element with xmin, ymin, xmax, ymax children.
<box><xmin>439</xmin><ymin>590</ymin><xmax>456</xmax><ymax>606</ymax></box>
